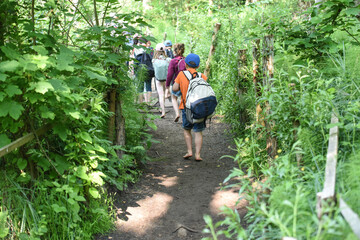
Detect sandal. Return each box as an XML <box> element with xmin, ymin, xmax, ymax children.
<box><xmin>174</xmin><ymin>116</ymin><xmax>180</xmax><ymax>122</ymax></box>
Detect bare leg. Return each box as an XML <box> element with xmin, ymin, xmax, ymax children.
<box><xmin>183</xmin><ymin>129</ymin><xmax>193</xmax><ymax>158</ymax></box>
<box><xmin>171</xmin><ymin>94</ymin><xmax>180</xmax><ymax>121</ymax></box>
<box><xmin>156</xmin><ymin>80</ymin><xmax>166</xmax><ymax>117</ymax></box>
<box><xmin>194</xmin><ymin>131</ymin><xmax>203</xmax><ymax>161</ymax></box>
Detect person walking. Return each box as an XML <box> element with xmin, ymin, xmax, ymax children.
<box><xmin>166</xmin><ymin>43</ymin><xmax>186</xmax><ymax>122</ymax></box>
<box><xmin>172</xmin><ymin>53</ymin><xmax>207</xmax><ymax>161</ymax></box>
<box><xmin>164</xmin><ymin>40</ymin><xmax>174</xmax><ymax>59</ymax></box>
<box><xmin>133</xmin><ymin>37</ymin><xmax>154</xmax><ymax>104</ymax></box>
<box><xmin>152</xmin><ymin>43</ymin><xmax>171</xmax><ymax>118</ymax></box>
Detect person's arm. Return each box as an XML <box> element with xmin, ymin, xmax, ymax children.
<box><xmin>166</xmin><ymin>59</ymin><xmax>175</xmax><ymax>88</ymax></box>
<box><xmin>172</xmin><ymin>82</ymin><xmax>180</xmax><ymax>92</ymax></box>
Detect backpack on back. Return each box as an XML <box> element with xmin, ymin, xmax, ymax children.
<box><xmin>183</xmin><ymin>70</ymin><xmax>217</xmax><ymax>124</ymax></box>
<box><xmin>171</xmin><ymin>57</ymin><xmax>186</xmax><ymax>84</ymax></box>
<box><xmin>153</xmin><ymin>59</ymin><xmax>169</xmax><ymax>80</ymax></box>
<box><xmin>135</xmin><ymin>52</ymin><xmax>154</xmax><ymax>78</ymax></box>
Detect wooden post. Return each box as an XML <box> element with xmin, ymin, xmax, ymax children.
<box><xmin>237</xmin><ymin>49</ymin><xmax>249</xmax><ymax>124</ymax></box>
<box><xmin>163</xmin><ymin>32</ymin><xmax>167</xmax><ymax>42</ymax></box>
<box><xmin>108</xmin><ymin>88</ymin><xmax>116</xmax><ymax>143</ymax></box>
<box><xmin>262</xmin><ymin>35</ymin><xmax>277</xmax><ymax>159</ymax></box>
<box><xmin>204</xmin><ymin>23</ymin><xmax>221</xmax><ymax>77</ymax></box>
<box><xmin>252</xmin><ymin>39</ymin><xmax>264</xmax><ymax>128</ymax></box>
<box><xmin>316</xmin><ymin>113</ymin><xmax>339</xmax><ymax>219</ymax></box>
<box><xmin>115</xmin><ymin>91</ymin><xmax>126</xmax><ymax>158</ymax></box>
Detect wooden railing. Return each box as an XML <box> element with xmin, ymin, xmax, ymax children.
<box><xmin>316</xmin><ymin>113</ymin><xmax>360</xmax><ymax>239</ymax></box>
<box><xmin>283</xmin><ymin>113</ymin><xmax>360</xmax><ymax>240</ymax></box>
<box><xmin>0</xmin><ymin>124</ymin><xmax>51</xmax><ymax>158</ymax></box>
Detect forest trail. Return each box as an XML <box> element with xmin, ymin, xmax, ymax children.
<box><xmin>98</xmin><ymin>95</ymin><xmax>248</xmax><ymax>240</ymax></box>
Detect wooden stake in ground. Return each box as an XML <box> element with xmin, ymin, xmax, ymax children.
<box><xmin>115</xmin><ymin>91</ymin><xmax>126</xmax><ymax>158</ymax></box>
<box><xmin>252</xmin><ymin>39</ymin><xmax>264</xmax><ymax>128</ymax></box>
<box><xmin>204</xmin><ymin>23</ymin><xmax>221</xmax><ymax>77</ymax></box>
<box><xmin>237</xmin><ymin>49</ymin><xmax>249</xmax><ymax>124</ymax></box>
<box><xmin>262</xmin><ymin>35</ymin><xmax>277</xmax><ymax>158</ymax></box>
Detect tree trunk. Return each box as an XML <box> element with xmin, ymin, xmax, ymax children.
<box><xmin>204</xmin><ymin>23</ymin><xmax>221</xmax><ymax>77</ymax></box>
<box><xmin>262</xmin><ymin>35</ymin><xmax>277</xmax><ymax>159</ymax></box>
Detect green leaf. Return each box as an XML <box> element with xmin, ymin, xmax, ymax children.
<box><xmin>33</xmin><ymin>45</ymin><xmax>48</xmax><ymax>55</ymax></box>
<box><xmin>32</xmin><ymin>81</ymin><xmax>54</xmax><ymax>94</ymax></box>
<box><xmin>89</xmin><ymin>171</ymin><xmax>105</xmax><ymax>186</ymax></box>
<box><xmin>0</xmin><ymin>101</ymin><xmax>9</xmax><ymax>117</ymax></box>
<box><xmin>345</xmin><ymin>8</ymin><xmax>360</xmax><ymax>16</ymax></box>
<box><xmin>0</xmin><ymin>92</ymin><xmax>6</xmax><ymax>101</ymax></box>
<box><xmin>0</xmin><ymin>73</ymin><xmax>8</xmax><ymax>82</ymax></box>
<box><xmin>326</xmin><ymin>122</ymin><xmax>344</xmax><ymax>129</ymax></box>
<box><xmin>74</xmin><ymin>195</ymin><xmax>86</xmax><ymax>202</ymax></box>
<box><xmin>69</xmin><ymin>111</ymin><xmax>80</xmax><ymax>119</ymax></box>
<box><xmin>1</xmin><ymin>46</ymin><xmax>21</xmax><ymax>59</ymax></box>
<box><xmin>79</xmin><ymin>132</ymin><xmax>92</xmax><ymax>143</ymax></box>
<box><xmin>8</xmin><ymin>101</ymin><xmax>24</xmax><ymax>120</ymax></box>
<box><xmin>0</xmin><ymin>211</ymin><xmax>9</xmax><ymax>238</ymax></box>
<box><xmin>17</xmin><ymin>158</ymin><xmax>27</xmax><ymax>170</ymax></box>
<box><xmin>0</xmin><ymin>60</ymin><xmax>19</xmax><ymax>72</ymax></box>
<box><xmin>0</xmin><ymin>134</ymin><xmax>11</xmax><ymax>148</ymax></box>
<box><xmin>51</xmin><ymin>204</ymin><xmax>67</xmax><ymax>213</ymax></box>
<box><xmin>5</xmin><ymin>85</ymin><xmax>22</xmax><ymax>97</ymax></box>
<box><xmin>85</xmin><ymin>70</ymin><xmax>108</xmax><ymax>83</ymax></box>
<box><xmin>39</xmin><ymin>106</ymin><xmax>55</xmax><ymax>120</ymax></box>
<box><xmin>89</xmin><ymin>187</ymin><xmax>100</xmax><ymax>199</ymax></box>
<box><xmin>93</xmin><ymin>144</ymin><xmax>106</xmax><ymax>153</ymax></box>
<box><xmin>76</xmin><ymin>166</ymin><xmax>89</xmax><ymax>181</ymax></box>
<box><xmin>53</xmin><ymin>125</ymin><xmax>68</xmax><ymax>141</ymax></box>
<box><xmin>310</xmin><ymin>16</ymin><xmax>321</xmax><ymax>24</ymax></box>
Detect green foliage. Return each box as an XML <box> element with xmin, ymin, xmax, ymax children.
<box><xmin>0</xmin><ymin>0</ymin><xmax>156</xmax><ymax>238</ymax></box>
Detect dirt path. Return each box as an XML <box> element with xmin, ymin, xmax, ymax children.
<box><xmin>97</xmin><ymin>98</ymin><xmax>247</xmax><ymax>240</ymax></box>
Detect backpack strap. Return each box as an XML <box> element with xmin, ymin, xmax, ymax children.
<box><xmin>183</xmin><ymin>70</ymin><xmax>192</xmax><ymax>81</ymax></box>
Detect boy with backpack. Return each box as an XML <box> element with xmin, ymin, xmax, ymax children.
<box><xmin>172</xmin><ymin>53</ymin><xmax>217</xmax><ymax>162</ymax></box>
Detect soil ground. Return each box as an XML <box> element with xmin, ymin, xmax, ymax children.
<box><xmin>97</xmin><ymin>95</ymin><xmax>248</xmax><ymax>240</ymax></box>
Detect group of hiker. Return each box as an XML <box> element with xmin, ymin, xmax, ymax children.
<box><xmin>129</xmin><ymin>35</ymin><xmax>217</xmax><ymax>162</ymax></box>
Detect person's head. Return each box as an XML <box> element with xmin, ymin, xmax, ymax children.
<box><xmin>146</xmin><ymin>40</ymin><xmax>151</xmax><ymax>48</ymax></box>
<box><xmin>185</xmin><ymin>53</ymin><xmax>200</xmax><ymax>69</ymax></box>
<box><xmin>164</xmin><ymin>40</ymin><xmax>172</xmax><ymax>49</ymax></box>
<box><xmin>153</xmin><ymin>43</ymin><xmax>167</xmax><ymax>59</ymax></box>
<box><xmin>173</xmin><ymin>43</ymin><xmax>185</xmax><ymax>57</ymax></box>
<box><xmin>138</xmin><ymin>37</ymin><xmax>148</xmax><ymax>46</ymax></box>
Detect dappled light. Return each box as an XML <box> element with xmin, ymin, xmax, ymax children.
<box><xmin>152</xmin><ymin>175</ymin><xmax>179</xmax><ymax>187</ymax></box>
<box><xmin>116</xmin><ymin>192</ymin><xmax>173</xmax><ymax>236</ymax></box>
<box><xmin>209</xmin><ymin>188</ymin><xmax>248</xmax><ymax>215</ymax></box>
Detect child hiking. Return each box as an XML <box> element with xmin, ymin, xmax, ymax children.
<box><xmin>152</xmin><ymin>43</ymin><xmax>171</xmax><ymax>118</ymax></box>
<box><xmin>172</xmin><ymin>53</ymin><xmax>207</xmax><ymax>161</ymax></box>
<box><xmin>166</xmin><ymin>43</ymin><xmax>186</xmax><ymax>122</ymax></box>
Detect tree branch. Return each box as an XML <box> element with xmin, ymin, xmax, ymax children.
<box><xmin>101</xmin><ymin>0</ymin><xmax>112</xmax><ymax>27</ymax></box>
<box><xmin>68</xmin><ymin>0</ymin><xmax>93</xmax><ymax>27</ymax></box>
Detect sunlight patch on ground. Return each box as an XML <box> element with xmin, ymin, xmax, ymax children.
<box><xmin>116</xmin><ymin>192</ymin><xmax>173</xmax><ymax>236</ymax></box>
<box><xmin>153</xmin><ymin>175</ymin><xmax>179</xmax><ymax>187</ymax></box>
<box><xmin>209</xmin><ymin>188</ymin><xmax>248</xmax><ymax>215</ymax></box>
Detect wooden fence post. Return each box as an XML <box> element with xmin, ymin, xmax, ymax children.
<box><xmin>115</xmin><ymin>91</ymin><xmax>126</xmax><ymax>158</ymax></box>
<box><xmin>316</xmin><ymin>113</ymin><xmax>339</xmax><ymax>219</ymax></box>
<box><xmin>204</xmin><ymin>23</ymin><xmax>221</xmax><ymax>77</ymax></box>
<box><xmin>237</xmin><ymin>49</ymin><xmax>249</xmax><ymax>124</ymax></box>
<box><xmin>108</xmin><ymin>87</ymin><xmax>116</xmax><ymax>143</ymax></box>
<box><xmin>252</xmin><ymin>39</ymin><xmax>264</xmax><ymax>128</ymax></box>
<box><xmin>262</xmin><ymin>35</ymin><xmax>277</xmax><ymax>159</ymax></box>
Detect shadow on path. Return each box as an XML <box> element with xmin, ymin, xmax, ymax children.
<box><xmin>97</xmin><ymin>99</ymin><xmax>247</xmax><ymax>240</ymax></box>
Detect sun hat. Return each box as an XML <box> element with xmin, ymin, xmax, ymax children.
<box><xmin>155</xmin><ymin>43</ymin><xmax>165</xmax><ymax>51</ymax></box>
<box><xmin>185</xmin><ymin>53</ymin><xmax>200</xmax><ymax>68</ymax></box>
<box><xmin>164</xmin><ymin>40</ymin><xmax>172</xmax><ymax>47</ymax></box>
